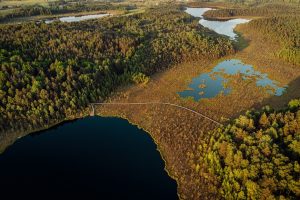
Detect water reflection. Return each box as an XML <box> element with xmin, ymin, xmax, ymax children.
<box><xmin>179</xmin><ymin>59</ymin><xmax>286</xmax><ymax>101</ymax></box>
<box><xmin>45</xmin><ymin>13</ymin><xmax>110</xmax><ymax>23</ymax></box>
<box><xmin>185</xmin><ymin>7</ymin><xmax>250</xmax><ymax>40</ymax></box>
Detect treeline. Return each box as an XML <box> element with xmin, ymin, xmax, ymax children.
<box><xmin>0</xmin><ymin>5</ymin><xmax>52</xmax><ymax>20</ymax></box>
<box><xmin>195</xmin><ymin>99</ymin><xmax>300</xmax><ymax>199</ymax></box>
<box><xmin>223</xmin><ymin>0</ymin><xmax>300</xmax><ymax>4</ymax></box>
<box><xmin>202</xmin><ymin>3</ymin><xmax>300</xmax><ymax>64</ymax></box>
<box><xmin>203</xmin><ymin>3</ymin><xmax>300</xmax><ymax>18</ymax></box>
<box><xmin>0</xmin><ymin>6</ymin><xmax>234</xmax><ymax>133</ymax></box>
<box><xmin>0</xmin><ymin>3</ymin><xmax>136</xmax><ymax>22</ymax></box>
<box><xmin>245</xmin><ymin>16</ymin><xmax>300</xmax><ymax>65</ymax></box>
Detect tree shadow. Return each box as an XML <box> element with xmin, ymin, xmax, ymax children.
<box><xmin>251</xmin><ymin>75</ymin><xmax>300</xmax><ymax>110</ymax></box>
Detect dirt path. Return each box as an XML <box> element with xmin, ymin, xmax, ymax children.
<box><xmin>92</xmin><ymin>102</ymin><xmax>223</xmax><ymax>126</ymax></box>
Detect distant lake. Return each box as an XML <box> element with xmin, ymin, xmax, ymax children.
<box><xmin>45</xmin><ymin>13</ymin><xmax>110</xmax><ymax>23</ymax></box>
<box><xmin>179</xmin><ymin>59</ymin><xmax>286</xmax><ymax>101</ymax></box>
<box><xmin>185</xmin><ymin>7</ymin><xmax>250</xmax><ymax>40</ymax></box>
<box><xmin>0</xmin><ymin>117</ymin><xmax>178</xmax><ymax>200</ymax></box>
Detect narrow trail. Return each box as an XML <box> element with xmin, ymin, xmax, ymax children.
<box><xmin>91</xmin><ymin>102</ymin><xmax>223</xmax><ymax>126</ymax></box>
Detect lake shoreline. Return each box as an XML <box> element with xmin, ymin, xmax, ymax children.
<box><xmin>0</xmin><ymin>115</ymin><xmax>178</xmax><ymax>199</ymax></box>
<box><xmin>0</xmin><ymin>9</ymin><xmax>120</xmax><ymax>24</ymax></box>
<box><xmin>0</xmin><ymin>6</ymin><xmax>251</xmax><ymax>198</ymax></box>
<box><xmin>94</xmin><ymin>112</ymin><xmax>181</xmax><ymax>199</ymax></box>
<box><xmin>0</xmin><ymin>111</ymin><xmax>181</xmax><ymax>199</ymax></box>
<box><xmin>1</xmin><ymin>3</ymin><xmax>299</xmax><ymax>199</ymax></box>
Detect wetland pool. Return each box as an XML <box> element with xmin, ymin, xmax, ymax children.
<box><xmin>178</xmin><ymin>59</ymin><xmax>286</xmax><ymax>101</ymax></box>
<box><xmin>45</xmin><ymin>13</ymin><xmax>110</xmax><ymax>23</ymax></box>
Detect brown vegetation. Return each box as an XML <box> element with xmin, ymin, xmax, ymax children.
<box><xmin>1</xmin><ymin>2</ymin><xmax>300</xmax><ymax>199</ymax></box>
<box><xmin>94</xmin><ymin>12</ymin><xmax>300</xmax><ymax>200</ymax></box>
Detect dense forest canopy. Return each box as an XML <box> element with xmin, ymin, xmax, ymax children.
<box><xmin>192</xmin><ymin>0</ymin><xmax>300</xmax><ymax>4</ymax></box>
<box><xmin>0</xmin><ymin>6</ymin><xmax>234</xmax><ymax>134</ymax></box>
<box><xmin>0</xmin><ymin>1</ymin><xmax>300</xmax><ymax>199</ymax></box>
<box><xmin>203</xmin><ymin>3</ymin><xmax>300</xmax><ymax>64</ymax></box>
<box><xmin>195</xmin><ymin>99</ymin><xmax>300</xmax><ymax>199</ymax></box>
<box><xmin>203</xmin><ymin>3</ymin><xmax>300</xmax><ymax>18</ymax></box>
<box><xmin>0</xmin><ymin>2</ymin><xmax>136</xmax><ymax>22</ymax></box>
<box><xmin>245</xmin><ymin>16</ymin><xmax>300</xmax><ymax>64</ymax></box>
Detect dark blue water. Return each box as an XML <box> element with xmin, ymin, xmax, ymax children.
<box><xmin>179</xmin><ymin>59</ymin><xmax>286</xmax><ymax>101</ymax></box>
<box><xmin>0</xmin><ymin>117</ymin><xmax>178</xmax><ymax>200</ymax></box>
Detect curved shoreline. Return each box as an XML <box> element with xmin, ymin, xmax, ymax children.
<box><xmin>96</xmin><ymin>113</ymin><xmax>182</xmax><ymax>200</ymax></box>
<box><xmin>0</xmin><ymin>7</ymin><xmax>245</xmax><ymax>199</ymax></box>
<box><xmin>92</xmin><ymin>102</ymin><xmax>222</xmax><ymax>126</ymax></box>
<box><xmin>0</xmin><ymin>113</ymin><xmax>182</xmax><ymax>199</ymax></box>
<box><xmin>0</xmin><ymin>5</ymin><xmax>270</xmax><ymax>200</ymax></box>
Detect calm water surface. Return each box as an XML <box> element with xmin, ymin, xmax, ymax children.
<box><xmin>185</xmin><ymin>7</ymin><xmax>250</xmax><ymax>39</ymax></box>
<box><xmin>0</xmin><ymin>117</ymin><xmax>178</xmax><ymax>200</ymax></box>
<box><xmin>45</xmin><ymin>13</ymin><xmax>110</xmax><ymax>23</ymax></box>
<box><xmin>179</xmin><ymin>59</ymin><xmax>286</xmax><ymax>101</ymax></box>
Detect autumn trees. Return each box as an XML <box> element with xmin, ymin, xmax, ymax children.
<box><xmin>0</xmin><ymin>6</ymin><xmax>234</xmax><ymax>134</ymax></box>
<box><xmin>245</xmin><ymin>16</ymin><xmax>300</xmax><ymax>65</ymax></box>
<box><xmin>203</xmin><ymin>3</ymin><xmax>300</xmax><ymax>65</ymax></box>
<box><xmin>0</xmin><ymin>2</ymin><xmax>136</xmax><ymax>23</ymax></box>
<box><xmin>195</xmin><ymin>99</ymin><xmax>300</xmax><ymax>199</ymax></box>
<box><xmin>203</xmin><ymin>3</ymin><xmax>300</xmax><ymax>18</ymax></box>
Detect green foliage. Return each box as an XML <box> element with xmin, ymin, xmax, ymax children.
<box><xmin>197</xmin><ymin>99</ymin><xmax>300</xmax><ymax>199</ymax></box>
<box><xmin>247</xmin><ymin>16</ymin><xmax>300</xmax><ymax>65</ymax></box>
<box><xmin>204</xmin><ymin>3</ymin><xmax>300</xmax><ymax>64</ymax></box>
<box><xmin>278</xmin><ymin>46</ymin><xmax>300</xmax><ymax>65</ymax></box>
<box><xmin>0</xmin><ymin>6</ymin><xmax>234</xmax><ymax>133</ymax></box>
<box><xmin>203</xmin><ymin>3</ymin><xmax>300</xmax><ymax>18</ymax></box>
<box><xmin>131</xmin><ymin>72</ymin><xmax>149</xmax><ymax>85</ymax></box>
<box><xmin>0</xmin><ymin>2</ymin><xmax>136</xmax><ymax>22</ymax></box>
<box><xmin>289</xmin><ymin>99</ymin><xmax>300</xmax><ymax>110</ymax></box>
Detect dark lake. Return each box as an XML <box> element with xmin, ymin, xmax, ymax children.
<box><xmin>0</xmin><ymin>116</ymin><xmax>178</xmax><ymax>200</ymax></box>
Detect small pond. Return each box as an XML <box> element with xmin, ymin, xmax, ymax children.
<box><xmin>185</xmin><ymin>7</ymin><xmax>250</xmax><ymax>40</ymax></box>
<box><xmin>178</xmin><ymin>59</ymin><xmax>286</xmax><ymax>101</ymax></box>
<box><xmin>45</xmin><ymin>13</ymin><xmax>110</xmax><ymax>23</ymax></box>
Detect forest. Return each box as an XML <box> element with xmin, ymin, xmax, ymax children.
<box><xmin>0</xmin><ymin>6</ymin><xmax>234</xmax><ymax>134</ymax></box>
<box><xmin>203</xmin><ymin>3</ymin><xmax>300</xmax><ymax>18</ymax></box>
<box><xmin>192</xmin><ymin>0</ymin><xmax>300</xmax><ymax>5</ymax></box>
<box><xmin>195</xmin><ymin>99</ymin><xmax>300</xmax><ymax>199</ymax></box>
<box><xmin>244</xmin><ymin>16</ymin><xmax>300</xmax><ymax>65</ymax></box>
<box><xmin>203</xmin><ymin>3</ymin><xmax>300</xmax><ymax>65</ymax></box>
<box><xmin>0</xmin><ymin>2</ymin><xmax>136</xmax><ymax>22</ymax></box>
<box><xmin>1</xmin><ymin>1</ymin><xmax>300</xmax><ymax>199</ymax></box>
